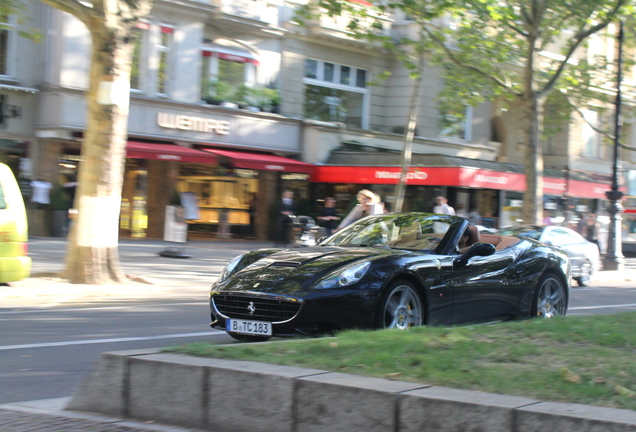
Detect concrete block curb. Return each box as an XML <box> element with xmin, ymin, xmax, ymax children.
<box><xmin>67</xmin><ymin>350</ymin><xmax>636</xmax><ymax>432</ymax></box>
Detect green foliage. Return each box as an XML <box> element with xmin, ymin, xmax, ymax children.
<box><xmin>2</xmin><ymin>0</ymin><xmax>41</xmax><ymax>43</ymax></box>
<box><xmin>203</xmin><ymin>81</ymin><xmax>280</xmax><ymax>108</ymax></box>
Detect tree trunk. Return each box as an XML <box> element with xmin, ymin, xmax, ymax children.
<box><xmin>62</xmin><ymin>19</ymin><xmax>135</xmax><ymax>284</ymax></box>
<box><xmin>521</xmin><ymin>93</ymin><xmax>545</xmax><ymax>225</ymax></box>
<box><xmin>521</xmin><ymin>33</ymin><xmax>544</xmax><ymax>226</ymax></box>
<box><xmin>394</xmin><ymin>54</ymin><xmax>425</xmax><ymax>213</ymax></box>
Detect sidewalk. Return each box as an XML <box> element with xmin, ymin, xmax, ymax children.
<box><xmin>0</xmin><ymin>397</ymin><xmax>206</xmax><ymax>432</ymax></box>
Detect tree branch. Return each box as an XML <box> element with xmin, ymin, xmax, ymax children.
<box><xmin>567</xmin><ymin>95</ymin><xmax>615</xmax><ymax>140</ymax></box>
<box><xmin>38</xmin><ymin>0</ymin><xmax>94</xmax><ymax>27</ymax></box>
<box><xmin>420</xmin><ymin>23</ymin><xmax>522</xmax><ymax>98</ymax></box>
<box><xmin>541</xmin><ymin>0</ymin><xmax>626</xmax><ymax>95</ymax></box>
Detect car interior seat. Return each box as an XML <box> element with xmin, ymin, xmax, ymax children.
<box><xmin>458</xmin><ymin>225</ymin><xmax>481</xmax><ymax>253</ymax></box>
<box><xmin>399</xmin><ymin>222</ymin><xmax>422</xmax><ymax>244</ymax></box>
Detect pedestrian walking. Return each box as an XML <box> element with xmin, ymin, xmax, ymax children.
<box><xmin>433</xmin><ymin>196</ymin><xmax>455</xmax><ymax>215</ymax></box>
<box><xmin>317</xmin><ymin>197</ymin><xmax>340</xmax><ymax>236</ymax></box>
<box><xmin>337</xmin><ymin>189</ymin><xmax>383</xmax><ymax>230</ymax></box>
<box><xmin>275</xmin><ymin>190</ymin><xmax>296</xmax><ymax>247</ymax></box>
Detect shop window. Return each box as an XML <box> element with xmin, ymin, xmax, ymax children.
<box><xmin>176</xmin><ymin>167</ymin><xmax>258</xmax><ymax>226</ymax></box>
<box><xmin>0</xmin><ymin>11</ymin><xmax>15</xmax><ymax>76</ymax></box>
<box><xmin>200</xmin><ymin>48</ymin><xmax>257</xmax><ymax>104</ymax></box>
<box><xmin>303</xmin><ymin>58</ymin><xmax>369</xmax><ymax>129</ymax></box>
<box><xmin>304</xmin><ymin>84</ymin><xmax>365</xmax><ymax>128</ymax></box>
<box><xmin>130</xmin><ymin>22</ymin><xmax>149</xmax><ymax>92</ymax></box>
<box><xmin>439</xmin><ymin>105</ymin><xmax>472</xmax><ymax>140</ymax></box>
<box><xmin>156</xmin><ymin>25</ymin><xmax>173</xmax><ymax>95</ymax></box>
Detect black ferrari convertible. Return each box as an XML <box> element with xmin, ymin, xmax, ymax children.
<box><xmin>210</xmin><ymin>213</ymin><xmax>571</xmax><ymax>341</ymax></box>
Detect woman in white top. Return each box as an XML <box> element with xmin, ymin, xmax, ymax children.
<box><xmin>337</xmin><ymin>189</ymin><xmax>384</xmax><ymax>230</ymax></box>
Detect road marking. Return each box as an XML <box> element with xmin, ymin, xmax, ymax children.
<box><xmin>570</xmin><ymin>303</ymin><xmax>636</xmax><ymax>311</ymax></box>
<box><xmin>0</xmin><ymin>302</ymin><xmax>205</xmax><ymax>315</ymax></box>
<box><xmin>0</xmin><ymin>331</ymin><xmax>225</xmax><ymax>351</ymax></box>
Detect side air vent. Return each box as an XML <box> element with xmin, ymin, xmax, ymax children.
<box><xmin>268</xmin><ymin>261</ymin><xmax>301</xmax><ymax>268</ymax></box>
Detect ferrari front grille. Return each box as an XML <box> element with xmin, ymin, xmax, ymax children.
<box><xmin>212</xmin><ymin>294</ymin><xmax>301</xmax><ymax>322</ymax></box>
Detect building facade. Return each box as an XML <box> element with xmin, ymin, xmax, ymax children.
<box><xmin>2</xmin><ymin>0</ymin><xmax>634</xmax><ymax>239</ymax></box>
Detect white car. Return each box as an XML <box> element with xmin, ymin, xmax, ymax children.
<box><xmin>498</xmin><ymin>225</ymin><xmax>600</xmax><ymax>287</ymax></box>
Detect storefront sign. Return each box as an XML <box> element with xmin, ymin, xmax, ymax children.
<box><xmin>157</xmin><ymin>112</ymin><xmax>230</xmax><ymax>135</ymax></box>
<box><xmin>0</xmin><ymin>95</ymin><xmax>22</xmax><ymax>129</ymax></box>
<box><xmin>312</xmin><ymin>165</ymin><xmax>614</xmax><ymax>199</ymax></box>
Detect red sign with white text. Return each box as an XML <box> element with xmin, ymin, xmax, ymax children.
<box><xmin>311</xmin><ymin>166</ymin><xmax>614</xmax><ymax>199</ymax></box>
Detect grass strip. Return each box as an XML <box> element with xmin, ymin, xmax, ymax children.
<box><xmin>164</xmin><ymin>312</ymin><xmax>636</xmax><ymax>411</ymax></box>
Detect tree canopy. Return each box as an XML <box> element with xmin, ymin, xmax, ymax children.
<box><xmin>299</xmin><ymin>0</ymin><xmax>635</xmax><ymax>223</ymax></box>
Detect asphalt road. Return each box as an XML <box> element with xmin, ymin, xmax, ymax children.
<box><xmin>1</xmin><ymin>237</ymin><xmax>636</xmax><ymax>405</ymax></box>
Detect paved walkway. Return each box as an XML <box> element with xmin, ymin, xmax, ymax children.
<box><xmin>2</xmin><ymin>235</ymin><xmax>636</xmax><ymax>431</ymax></box>
<box><xmin>0</xmin><ymin>398</ymin><xmax>205</xmax><ymax>431</ymax></box>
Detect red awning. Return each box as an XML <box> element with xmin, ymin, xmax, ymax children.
<box><xmin>201</xmin><ymin>148</ymin><xmax>315</xmax><ymax>174</ymax></box>
<box><xmin>311</xmin><ymin>165</ymin><xmax>616</xmax><ymax>199</ymax></box>
<box><xmin>126</xmin><ymin>142</ymin><xmax>218</xmax><ymax>164</ymax></box>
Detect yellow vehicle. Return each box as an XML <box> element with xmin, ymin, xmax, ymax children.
<box><xmin>0</xmin><ymin>163</ymin><xmax>31</xmax><ymax>283</ymax></box>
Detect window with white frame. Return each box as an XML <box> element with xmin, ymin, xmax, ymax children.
<box><xmin>439</xmin><ymin>105</ymin><xmax>472</xmax><ymax>140</ymax></box>
<box><xmin>303</xmin><ymin>58</ymin><xmax>369</xmax><ymax>129</ymax></box>
<box><xmin>200</xmin><ymin>48</ymin><xmax>257</xmax><ymax>103</ymax></box>
<box><xmin>130</xmin><ymin>22</ymin><xmax>149</xmax><ymax>92</ymax></box>
<box><xmin>156</xmin><ymin>25</ymin><xmax>173</xmax><ymax>95</ymax></box>
<box><xmin>0</xmin><ymin>11</ymin><xmax>15</xmax><ymax>77</ymax></box>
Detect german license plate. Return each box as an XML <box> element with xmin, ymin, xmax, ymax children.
<box><xmin>226</xmin><ymin>318</ymin><xmax>272</xmax><ymax>336</ymax></box>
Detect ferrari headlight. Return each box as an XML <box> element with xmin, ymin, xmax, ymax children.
<box><xmin>218</xmin><ymin>254</ymin><xmax>245</xmax><ymax>282</ymax></box>
<box><xmin>315</xmin><ymin>261</ymin><xmax>371</xmax><ymax>289</ymax></box>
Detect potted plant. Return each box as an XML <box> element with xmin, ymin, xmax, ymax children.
<box><xmin>250</xmin><ymin>87</ymin><xmax>280</xmax><ymax>112</ymax></box>
<box><xmin>203</xmin><ymin>80</ymin><xmax>231</xmax><ymax>105</ymax></box>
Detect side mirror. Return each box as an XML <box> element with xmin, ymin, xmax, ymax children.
<box><xmin>454</xmin><ymin>242</ymin><xmax>496</xmax><ymax>267</ymax></box>
<box><xmin>316</xmin><ymin>236</ymin><xmax>327</xmax><ymax>245</ymax></box>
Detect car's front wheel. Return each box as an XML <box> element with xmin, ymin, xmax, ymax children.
<box><xmin>532</xmin><ymin>273</ymin><xmax>567</xmax><ymax>318</ymax></box>
<box><xmin>375</xmin><ymin>280</ymin><xmax>424</xmax><ymax>330</ymax></box>
<box><xmin>575</xmin><ymin>260</ymin><xmax>592</xmax><ymax>287</ymax></box>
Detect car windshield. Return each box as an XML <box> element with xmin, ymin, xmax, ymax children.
<box><xmin>498</xmin><ymin>226</ymin><xmax>544</xmax><ymax>240</ymax></box>
<box><xmin>320</xmin><ymin>213</ymin><xmax>458</xmax><ymax>251</ymax></box>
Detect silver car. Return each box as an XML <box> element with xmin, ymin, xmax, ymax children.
<box><xmin>498</xmin><ymin>225</ymin><xmax>600</xmax><ymax>287</ymax></box>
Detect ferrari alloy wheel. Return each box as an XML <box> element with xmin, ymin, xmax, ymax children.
<box><xmin>377</xmin><ymin>281</ymin><xmax>423</xmax><ymax>330</ymax></box>
<box><xmin>533</xmin><ymin>274</ymin><xmax>567</xmax><ymax>318</ymax></box>
<box><xmin>575</xmin><ymin>261</ymin><xmax>592</xmax><ymax>287</ymax></box>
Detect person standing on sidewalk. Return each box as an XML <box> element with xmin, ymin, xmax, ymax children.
<box><xmin>581</xmin><ymin>212</ymin><xmax>601</xmax><ymax>251</ymax></box>
<box><xmin>433</xmin><ymin>196</ymin><xmax>455</xmax><ymax>215</ymax></box>
<box><xmin>275</xmin><ymin>190</ymin><xmax>295</xmax><ymax>247</ymax></box>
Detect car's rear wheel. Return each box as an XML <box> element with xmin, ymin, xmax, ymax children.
<box><xmin>575</xmin><ymin>260</ymin><xmax>592</xmax><ymax>287</ymax></box>
<box><xmin>228</xmin><ymin>333</ymin><xmax>272</xmax><ymax>343</ymax></box>
<box><xmin>532</xmin><ymin>273</ymin><xmax>567</xmax><ymax>318</ymax></box>
<box><xmin>376</xmin><ymin>280</ymin><xmax>423</xmax><ymax>330</ymax></box>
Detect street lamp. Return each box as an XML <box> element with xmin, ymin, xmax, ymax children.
<box><xmin>603</xmin><ymin>21</ymin><xmax>625</xmax><ymax>271</ymax></box>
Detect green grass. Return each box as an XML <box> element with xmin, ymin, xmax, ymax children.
<box><xmin>164</xmin><ymin>312</ymin><xmax>636</xmax><ymax>411</ymax></box>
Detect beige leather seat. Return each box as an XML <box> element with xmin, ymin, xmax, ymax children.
<box><xmin>458</xmin><ymin>225</ymin><xmax>480</xmax><ymax>253</ymax></box>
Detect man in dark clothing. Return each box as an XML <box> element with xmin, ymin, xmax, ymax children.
<box><xmin>275</xmin><ymin>190</ymin><xmax>296</xmax><ymax>247</ymax></box>
<box><xmin>318</xmin><ymin>197</ymin><xmax>340</xmax><ymax>236</ymax></box>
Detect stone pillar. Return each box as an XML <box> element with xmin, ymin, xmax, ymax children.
<box><xmin>145</xmin><ymin>160</ymin><xmax>178</xmax><ymax>239</ymax></box>
<box><xmin>257</xmin><ymin>170</ymin><xmax>277</xmax><ymax>241</ymax></box>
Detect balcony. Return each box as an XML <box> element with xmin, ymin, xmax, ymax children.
<box><xmin>302</xmin><ymin>4</ymin><xmax>392</xmax><ymax>43</ymax></box>
<box><xmin>209</xmin><ymin>0</ymin><xmax>280</xmax><ymax>26</ymax></box>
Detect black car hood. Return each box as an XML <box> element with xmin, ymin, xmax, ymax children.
<box><xmin>218</xmin><ymin>246</ymin><xmax>403</xmax><ymax>295</ymax></box>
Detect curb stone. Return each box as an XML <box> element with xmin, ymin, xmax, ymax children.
<box><xmin>67</xmin><ymin>349</ymin><xmax>636</xmax><ymax>432</ymax></box>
